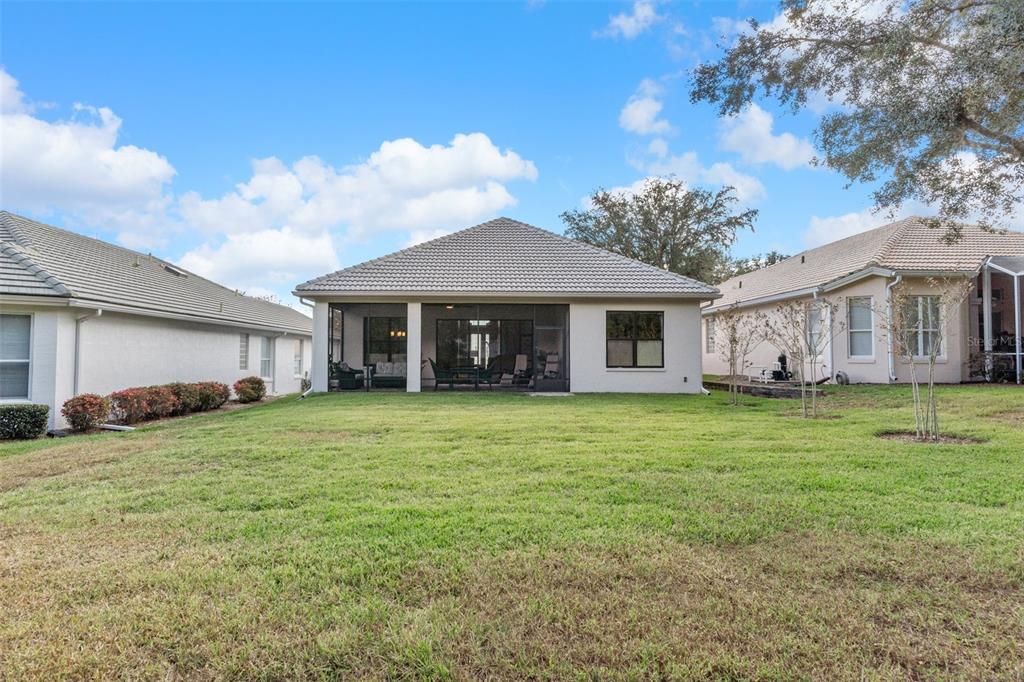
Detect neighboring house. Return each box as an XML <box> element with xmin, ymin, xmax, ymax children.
<box><xmin>0</xmin><ymin>211</ymin><xmax>313</xmax><ymax>429</ymax></box>
<box><xmin>702</xmin><ymin>217</ymin><xmax>1024</xmax><ymax>384</ymax></box>
<box><xmin>294</xmin><ymin>217</ymin><xmax>719</xmax><ymax>393</ymax></box>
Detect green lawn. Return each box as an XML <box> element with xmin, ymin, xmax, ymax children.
<box><xmin>2</xmin><ymin>387</ymin><xmax>1023</xmax><ymax>680</ymax></box>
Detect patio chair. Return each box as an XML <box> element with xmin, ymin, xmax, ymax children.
<box><xmin>543</xmin><ymin>353</ymin><xmax>560</xmax><ymax>378</ymax></box>
<box><xmin>478</xmin><ymin>357</ymin><xmax>503</xmax><ymax>388</ymax></box>
<box><xmin>331</xmin><ymin>362</ymin><xmax>364</xmax><ymax>390</ymax></box>
<box><xmin>509</xmin><ymin>353</ymin><xmax>530</xmax><ymax>386</ymax></box>
<box><xmin>429</xmin><ymin>358</ymin><xmax>455</xmax><ymax>390</ymax></box>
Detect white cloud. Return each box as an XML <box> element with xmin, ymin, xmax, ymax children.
<box><xmin>718</xmin><ymin>103</ymin><xmax>815</xmax><ymax>170</ymax></box>
<box><xmin>1</xmin><ymin>69</ymin><xmax>540</xmax><ymax>304</ymax></box>
<box><xmin>180</xmin><ymin>133</ymin><xmax>537</xmax><ymax>239</ymax></box>
<box><xmin>598</xmin><ymin>0</ymin><xmax>661</xmax><ymax>39</ymax></box>
<box><xmin>0</xmin><ymin>69</ymin><xmax>176</xmax><ymax>239</ymax></box>
<box><xmin>644</xmin><ymin>150</ymin><xmax>766</xmax><ymax>204</ymax></box>
<box><xmin>803</xmin><ymin>206</ymin><xmax>914</xmax><ymax>247</ymax></box>
<box><xmin>404</xmin><ymin>228</ymin><xmax>453</xmax><ymax>247</ymax></box>
<box><xmin>619</xmin><ymin>79</ymin><xmax>673</xmax><ymax>135</ymax></box>
<box><xmin>178</xmin><ymin>227</ymin><xmax>340</xmax><ymax>294</ymax></box>
<box><xmin>1</xmin><ymin>70</ymin><xmax>30</xmax><ymax>114</ymax></box>
<box><xmin>647</xmin><ymin>137</ymin><xmax>668</xmax><ymax>158</ymax></box>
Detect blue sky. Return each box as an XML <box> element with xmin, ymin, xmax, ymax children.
<box><xmin>2</xmin><ymin>1</ymin><xmax>896</xmax><ymax>309</ymax></box>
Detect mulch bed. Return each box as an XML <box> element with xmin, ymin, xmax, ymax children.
<box><xmin>876</xmin><ymin>431</ymin><xmax>986</xmax><ymax>445</ymax></box>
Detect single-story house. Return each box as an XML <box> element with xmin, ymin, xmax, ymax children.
<box><xmin>1</xmin><ymin>211</ymin><xmax>313</xmax><ymax>429</ymax></box>
<box><xmin>702</xmin><ymin>217</ymin><xmax>1024</xmax><ymax>384</ymax></box>
<box><xmin>294</xmin><ymin>217</ymin><xmax>719</xmax><ymax>393</ymax></box>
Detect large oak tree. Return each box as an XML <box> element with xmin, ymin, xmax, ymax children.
<box><xmin>691</xmin><ymin>0</ymin><xmax>1024</xmax><ymax>239</ymax></box>
<box><xmin>560</xmin><ymin>178</ymin><xmax>757</xmax><ymax>284</ymax></box>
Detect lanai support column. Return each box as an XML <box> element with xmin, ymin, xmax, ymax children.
<box><xmin>982</xmin><ymin>263</ymin><xmax>993</xmax><ymax>378</ymax></box>
<box><xmin>312</xmin><ymin>300</ymin><xmax>329</xmax><ymax>392</ymax></box>
<box><xmin>1015</xmin><ymin>274</ymin><xmax>1022</xmax><ymax>385</ymax></box>
<box><xmin>407</xmin><ymin>301</ymin><xmax>422</xmax><ymax>392</ymax></box>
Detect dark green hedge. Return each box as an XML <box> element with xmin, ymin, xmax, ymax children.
<box><xmin>0</xmin><ymin>404</ymin><xmax>50</xmax><ymax>440</ymax></box>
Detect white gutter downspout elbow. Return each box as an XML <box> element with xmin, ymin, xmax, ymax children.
<box><xmin>73</xmin><ymin>308</ymin><xmax>103</xmax><ymax>395</ymax></box>
<box><xmin>886</xmin><ymin>275</ymin><xmax>903</xmax><ymax>382</ymax></box>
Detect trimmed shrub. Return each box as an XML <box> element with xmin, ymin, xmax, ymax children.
<box><xmin>143</xmin><ymin>386</ymin><xmax>179</xmax><ymax>420</ymax></box>
<box><xmin>233</xmin><ymin>376</ymin><xmax>266</xmax><ymax>404</ymax></box>
<box><xmin>0</xmin><ymin>404</ymin><xmax>50</xmax><ymax>440</ymax></box>
<box><xmin>194</xmin><ymin>382</ymin><xmax>230</xmax><ymax>411</ymax></box>
<box><xmin>61</xmin><ymin>394</ymin><xmax>110</xmax><ymax>432</ymax></box>
<box><xmin>109</xmin><ymin>388</ymin><xmax>150</xmax><ymax>425</ymax></box>
<box><xmin>167</xmin><ymin>382</ymin><xmax>202</xmax><ymax>415</ymax></box>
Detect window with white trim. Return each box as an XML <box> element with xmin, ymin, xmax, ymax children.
<box><xmin>705</xmin><ymin>317</ymin><xmax>716</xmax><ymax>354</ymax></box>
<box><xmin>260</xmin><ymin>337</ymin><xmax>272</xmax><ymax>378</ymax></box>
<box><xmin>847</xmin><ymin>297</ymin><xmax>873</xmax><ymax>357</ymax></box>
<box><xmin>606</xmin><ymin>311</ymin><xmax>664</xmax><ymax>368</ymax></box>
<box><xmin>293</xmin><ymin>339</ymin><xmax>304</xmax><ymax>376</ymax></box>
<box><xmin>907</xmin><ymin>295</ymin><xmax>941</xmax><ymax>356</ymax></box>
<box><xmin>239</xmin><ymin>333</ymin><xmax>249</xmax><ymax>370</ymax></box>
<box><xmin>0</xmin><ymin>314</ymin><xmax>31</xmax><ymax>400</ymax></box>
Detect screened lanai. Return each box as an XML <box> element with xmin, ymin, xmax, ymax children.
<box><xmin>326</xmin><ymin>302</ymin><xmax>570</xmax><ymax>391</ymax></box>
<box><xmin>973</xmin><ymin>256</ymin><xmax>1023</xmax><ymax>384</ymax></box>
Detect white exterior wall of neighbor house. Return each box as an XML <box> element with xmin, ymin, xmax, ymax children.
<box><xmin>570</xmin><ymin>300</ymin><xmax>703</xmax><ymax>393</ymax></box>
<box><xmin>1</xmin><ymin>305</ymin><xmax>311</xmax><ymax>430</ymax></box>
<box><xmin>701</xmin><ymin>275</ymin><xmax>972</xmax><ymax>384</ymax></box>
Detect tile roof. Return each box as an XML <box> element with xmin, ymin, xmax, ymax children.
<box><xmin>0</xmin><ymin>211</ymin><xmax>312</xmax><ymax>335</ymax></box>
<box><xmin>295</xmin><ymin>217</ymin><xmax>719</xmax><ymax>298</ymax></box>
<box><xmin>710</xmin><ymin>217</ymin><xmax>1024</xmax><ymax>310</ymax></box>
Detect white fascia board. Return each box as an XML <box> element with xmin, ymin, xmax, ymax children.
<box><xmin>821</xmin><ymin>266</ymin><xmax>896</xmax><ymax>292</ymax></box>
<box><xmin>293</xmin><ymin>290</ymin><xmax>718</xmax><ymax>302</ymax></box>
<box><xmin>0</xmin><ymin>294</ymin><xmax>72</xmax><ymax>307</ymax></box>
<box><xmin>66</xmin><ymin>298</ymin><xmax>312</xmax><ymax>336</ymax></box>
<box><xmin>702</xmin><ymin>286</ymin><xmax>820</xmax><ymax>315</ymax></box>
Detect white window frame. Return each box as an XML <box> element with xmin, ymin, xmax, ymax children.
<box><xmin>909</xmin><ymin>295</ymin><xmax>942</xmax><ymax>358</ymax></box>
<box><xmin>847</xmin><ymin>296</ymin><xmax>874</xmax><ymax>359</ymax></box>
<box><xmin>260</xmin><ymin>336</ymin><xmax>273</xmax><ymax>379</ymax></box>
<box><xmin>293</xmin><ymin>339</ymin><xmax>304</xmax><ymax>377</ymax></box>
<box><xmin>239</xmin><ymin>333</ymin><xmax>249</xmax><ymax>371</ymax></box>
<box><xmin>705</xmin><ymin>317</ymin><xmax>715</xmax><ymax>354</ymax></box>
<box><xmin>805</xmin><ymin>302</ymin><xmax>824</xmax><ymax>351</ymax></box>
<box><xmin>0</xmin><ymin>313</ymin><xmax>33</xmax><ymax>402</ymax></box>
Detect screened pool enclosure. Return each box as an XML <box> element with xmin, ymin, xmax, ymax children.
<box><xmin>327</xmin><ymin>303</ymin><xmax>569</xmax><ymax>391</ymax></box>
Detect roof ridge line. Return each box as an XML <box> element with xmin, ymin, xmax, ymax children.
<box><xmin>0</xmin><ymin>240</ymin><xmax>72</xmax><ymax>296</ymax></box>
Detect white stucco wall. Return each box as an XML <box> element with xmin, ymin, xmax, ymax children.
<box><xmin>569</xmin><ymin>300</ymin><xmax>703</xmax><ymax>393</ymax></box>
<box><xmin>701</xmin><ymin>274</ymin><xmax>973</xmax><ymax>384</ymax></box>
<box><xmin>2</xmin><ymin>305</ymin><xmax>310</xmax><ymax>430</ymax></box>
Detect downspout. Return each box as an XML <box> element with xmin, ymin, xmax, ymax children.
<box><xmin>1015</xmin><ymin>273</ymin><xmax>1022</xmax><ymax>385</ymax></box>
<box><xmin>886</xmin><ymin>275</ymin><xmax>903</xmax><ymax>382</ymax></box>
<box><xmin>73</xmin><ymin>308</ymin><xmax>102</xmax><ymax>395</ymax></box>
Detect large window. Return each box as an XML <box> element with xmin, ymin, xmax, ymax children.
<box><xmin>847</xmin><ymin>297</ymin><xmax>873</xmax><ymax>357</ymax></box>
<box><xmin>365</xmin><ymin>317</ymin><xmax>407</xmax><ymax>364</ymax></box>
<box><xmin>260</xmin><ymin>336</ymin><xmax>272</xmax><ymax>378</ymax></box>
<box><xmin>436</xmin><ymin>319</ymin><xmax>533</xmax><ymax>370</ymax></box>
<box><xmin>705</xmin><ymin>317</ymin><xmax>716</xmax><ymax>354</ymax></box>
<box><xmin>907</xmin><ymin>295</ymin><xmax>941</xmax><ymax>357</ymax></box>
<box><xmin>606</xmin><ymin>311</ymin><xmax>663</xmax><ymax>368</ymax></box>
<box><xmin>0</xmin><ymin>314</ymin><xmax>31</xmax><ymax>399</ymax></box>
<box><xmin>239</xmin><ymin>333</ymin><xmax>249</xmax><ymax>370</ymax></box>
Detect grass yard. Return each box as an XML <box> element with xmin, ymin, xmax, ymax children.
<box><xmin>2</xmin><ymin>386</ymin><xmax>1023</xmax><ymax>680</ymax></box>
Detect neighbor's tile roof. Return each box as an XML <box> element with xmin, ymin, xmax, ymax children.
<box><xmin>296</xmin><ymin>217</ymin><xmax>719</xmax><ymax>297</ymax></box>
<box><xmin>0</xmin><ymin>211</ymin><xmax>312</xmax><ymax>334</ymax></box>
<box><xmin>710</xmin><ymin>217</ymin><xmax>1024</xmax><ymax>310</ymax></box>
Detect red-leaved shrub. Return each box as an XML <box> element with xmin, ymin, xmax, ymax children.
<box><xmin>109</xmin><ymin>388</ymin><xmax>150</xmax><ymax>424</ymax></box>
<box><xmin>167</xmin><ymin>382</ymin><xmax>201</xmax><ymax>415</ymax></box>
<box><xmin>233</xmin><ymin>376</ymin><xmax>266</xmax><ymax>403</ymax></box>
<box><xmin>143</xmin><ymin>386</ymin><xmax>179</xmax><ymax>420</ymax></box>
<box><xmin>194</xmin><ymin>382</ymin><xmax>230</xmax><ymax>411</ymax></box>
<box><xmin>109</xmin><ymin>386</ymin><xmax>179</xmax><ymax>424</ymax></box>
<box><xmin>61</xmin><ymin>394</ymin><xmax>110</xmax><ymax>432</ymax></box>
